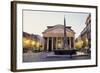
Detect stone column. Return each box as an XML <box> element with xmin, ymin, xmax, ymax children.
<box><xmin>47</xmin><ymin>37</ymin><xmax>49</xmax><ymax>51</ymax></box>
<box><xmin>52</xmin><ymin>37</ymin><xmax>54</xmax><ymax>51</ymax></box>
<box><xmin>69</xmin><ymin>37</ymin><xmax>71</xmax><ymax>49</ymax></box>
<box><xmin>56</xmin><ymin>37</ymin><xmax>57</xmax><ymax>49</ymax></box>
<box><xmin>73</xmin><ymin>37</ymin><xmax>75</xmax><ymax>48</ymax></box>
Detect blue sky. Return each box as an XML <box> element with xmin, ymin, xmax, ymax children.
<box><xmin>23</xmin><ymin>10</ymin><xmax>89</xmax><ymax>38</ymax></box>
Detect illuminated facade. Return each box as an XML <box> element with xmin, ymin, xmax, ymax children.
<box><xmin>80</xmin><ymin>14</ymin><xmax>91</xmax><ymax>48</ymax></box>
<box><xmin>42</xmin><ymin>24</ymin><xmax>75</xmax><ymax>51</ymax></box>
<box><xmin>23</xmin><ymin>32</ymin><xmax>44</xmax><ymax>52</ymax></box>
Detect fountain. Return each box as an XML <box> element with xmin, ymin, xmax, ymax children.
<box><xmin>54</xmin><ymin>16</ymin><xmax>77</xmax><ymax>55</ymax></box>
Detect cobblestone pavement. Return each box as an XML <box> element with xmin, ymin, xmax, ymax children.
<box><xmin>23</xmin><ymin>51</ymin><xmax>91</xmax><ymax>62</ymax></box>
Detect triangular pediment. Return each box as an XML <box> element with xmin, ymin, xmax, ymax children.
<box><xmin>45</xmin><ymin>27</ymin><xmax>65</xmax><ymax>33</ymax></box>
<box><xmin>43</xmin><ymin>25</ymin><xmax>75</xmax><ymax>37</ymax></box>
<box><xmin>43</xmin><ymin>25</ymin><xmax>75</xmax><ymax>34</ymax></box>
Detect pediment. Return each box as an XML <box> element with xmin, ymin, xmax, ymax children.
<box><xmin>44</xmin><ymin>27</ymin><xmax>74</xmax><ymax>34</ymax></box>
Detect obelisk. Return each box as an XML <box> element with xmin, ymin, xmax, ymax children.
<box><xmin>63</xmin><ymin>16</ymin><xmax>68</xmax><ymax>49</ymax></box>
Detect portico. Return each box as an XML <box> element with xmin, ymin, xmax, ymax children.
<box><xmin>42</xmin><ymin>24</ymin><xmax>75</xmax><ymax>52</ymax></box>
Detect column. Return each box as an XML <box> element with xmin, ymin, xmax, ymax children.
<box><xmin>47</xmin><ymin>37</ymin><xmax>49</xmax><ymax>51</ymax></box>
<box><xmin>42</xmin><ymin>40</ymin><xmax>44</xmax><ymax>51</ymax></box>
<box><xmin>73</xmin><ymin>37</ymin><xmax>75</xmax><ymax>48</ymax></box>
<box><xmin>52</xmin><ymin>37</ymin><xmax>54</xmax><ymax>51</ymax></box>
<box><xmin>69</xmin><ymin>37</ymin><xmax>71</xmax><ymax>49</ymax></box>
<box><xmin>56</xmin><ymin>37</ymin><xmax>57</xmax><ymax>49</ymax></box>
<box><xmin>61</xmin><ymin>37</ymin><xmax>63</xmax><ymax>49</ymax></box>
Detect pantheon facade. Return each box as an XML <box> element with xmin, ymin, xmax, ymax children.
<box><xmin>42</xmin><ymin>24</ymin><xmax>75</xmax><ymax>52</ymax></box>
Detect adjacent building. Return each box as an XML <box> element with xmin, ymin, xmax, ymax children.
<box><xmin>80</xmin><ymin>14</ymin><xmax>91</xmax><ymax>48</ymax></box>
<box><xmin>75</xmin><ymin>14</ymin><xmax>91</xmax><ymax>53</ymax></box>
<box><xmin>23</xmin><ymin>32</ymin><xmax>44</xmax><ymax>52</ymax></box>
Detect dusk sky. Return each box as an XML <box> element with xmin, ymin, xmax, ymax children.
<box><xmin>23</xmin><ymin>10</ymin><xmax>89</xmax><ymax>38</ymax></box>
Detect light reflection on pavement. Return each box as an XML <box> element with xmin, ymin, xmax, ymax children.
<box><xmin>23</xmin><ymin>51</ymin><xmax>91</xmax><ymax>62</ymax></box>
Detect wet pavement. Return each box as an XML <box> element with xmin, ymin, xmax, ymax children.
<box><xmin>23</xmin><ymin>51</ymin><xmax>91</xmax><ymax>62</ymax></box>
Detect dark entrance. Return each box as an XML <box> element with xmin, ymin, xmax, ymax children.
<box><xmin>48</xmin><ymin>37</ymin><xmax>52</xmax><ymax>52</ymax></box>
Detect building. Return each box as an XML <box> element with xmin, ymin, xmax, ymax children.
<box><xmin>23</xmin><ymin>32</ymin><xmax>31</xmax><ymax>49</ymax></box>
<box><xmin>81</xmin><ymin>14</ymin><xmax>91</xmax><ymax>48</ymax></box>
<box><xmin>75</xmin><ymin>14</ymin><xmax>91</xmax><ymax>53</ymax></box>
<box><xmin>23</xmin><ymin>32</ymin><xmax>44</xmax><ymax>52</ymax></box>
<box><xmin>42</xmin><ymin>24</ymin><xmax>75</xmax><ymax>52</ymax></box>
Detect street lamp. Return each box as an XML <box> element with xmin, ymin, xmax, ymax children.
<box><xmin>31</xmin><ymin>40</ymin><xmax>36</xmax><ymax>49</ymax></box>
<box><xmin>23</xmin><ymin>37</ymin><xmax>30</xmax><ymax>48</ymax></box>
